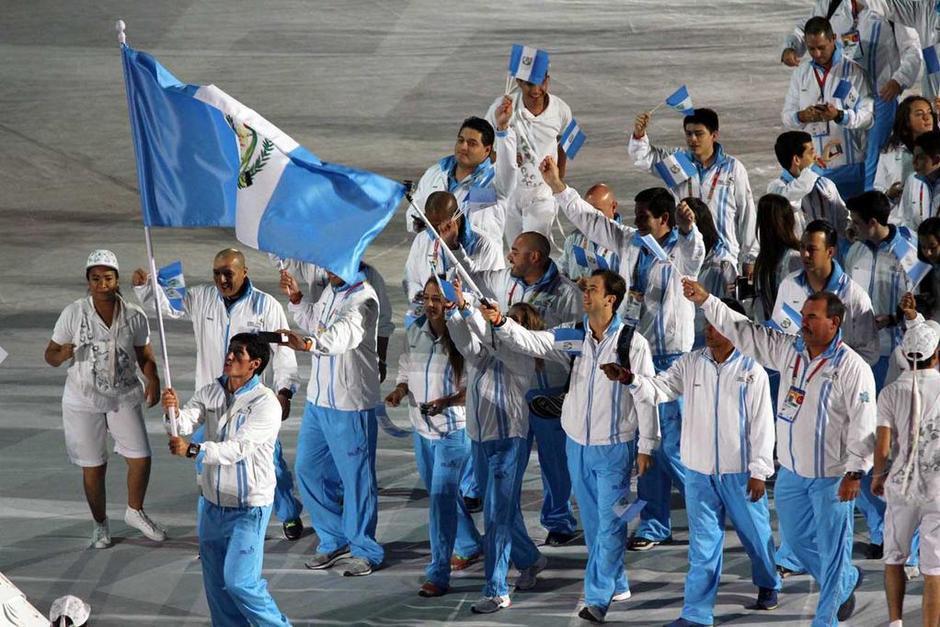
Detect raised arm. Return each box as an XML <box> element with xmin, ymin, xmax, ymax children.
<box><xmin>131</xmin><ymin>268</ymin><xmax>194</xmax><ymax>321</ymax></box>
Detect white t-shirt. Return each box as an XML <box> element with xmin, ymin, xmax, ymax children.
<box><xmin>52</xmin><ymin>296</ymin><xmax>150</xmax><ymax>411</ymax></box>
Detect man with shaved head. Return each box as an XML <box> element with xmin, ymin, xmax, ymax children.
<box><xmin>132</xmin><ymin>248</ymin><xmax>306</xmax><ymax>541</ymax></box>
<box><xmin>558</xmin><ymin>183</ymin><xmax>622</xmax><ymax>284</ymax></box>
<box><xmin>454</xmin><ymin>229</ymin><xmax>584</xmax><ymax>546</ymax></box>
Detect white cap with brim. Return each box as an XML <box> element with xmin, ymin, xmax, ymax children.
<box><xmin>49</xmin><ymin>595</ymin><xmax>90</xmax><ymax>625</ymax></box>
<box><xmin>901</xmin><ymin>322</ymin><xmax>940</xmax><ymax>361</ymax></box>
<box><xmin>85</xmin><ymin>249</ymin><xmax>119</xmax><ymax>273</ymax></box>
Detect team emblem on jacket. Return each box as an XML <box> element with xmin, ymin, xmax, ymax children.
<box><xmin>858</xmin><ymin>391</ymin><xmax>870</xmax><ymax>403</ymax></box>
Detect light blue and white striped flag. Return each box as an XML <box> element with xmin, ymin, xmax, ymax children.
<box><xmin>465</xmin><ymin>185</ymin><xmax>497</xmax><ymax>215</ymax></box>
<box><xmin>553</xmin><ymin>327</ymin><xmax>585</xmax><ymax>354</ymax></box>
<box><xmin>156</xmin><ymin>260</ymin><xmax>186</xmax><ymax>312</ymax></box>
<box><xmin>665</xmin><ymin>85</ymin><xmax>694</xmax><ymax>115</ymax></box>
<box><xmin>832</xmin><ymin>79</ymin><xmax>858</xmax><ymax>108</ymax></box>
<box><xmin>653</xmin><ymin>151</ymin><xmax>697</xmax><ymax>188</ymax></box>
<box><xmin>508</xmin><ymin>44</ymin><xmax>550</xmax><ymax>85</ymax></box>
<box><xmin>560</xmin><ymin>118</ymin><xmax>586</xmax><ymax>160</ymax></box>
<box><xmin>892</xmin><ymin>236</ymin><xmax>932</xmax><ymax>287</ymax></box>
<box><xmin>779</xmin><ymin>302</ymin><xmax>802</xmax><ymax>332</ymax></box>
<box><xmin>640</xmin><ymin>234</ymin><xmax>671</xmax><ymax>263</ymax></box>
<box><xmin>923</xmin><ymin>44</ymin><xmax>940</xmax><ymax>75</ymax></box>
<box><xmin>572</xmin><ymin>245</ymin><xmax>610</xmax><ymax>271</ymax></box>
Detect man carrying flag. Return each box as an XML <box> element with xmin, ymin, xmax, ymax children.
<box><xmin>629</xmin><ymin>107</ymin><xmax>757</xmax><ymax>281</ymax></box>
<box><xmin>487</xmin><ymin>44</ymin><xmax>579</xmax><ymax>246</ymax></box>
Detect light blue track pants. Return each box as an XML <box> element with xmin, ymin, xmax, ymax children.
<box><xmin>527</xmin><ymin>412</ymin><xmax>577</xmax><ymax>534</ymax></box>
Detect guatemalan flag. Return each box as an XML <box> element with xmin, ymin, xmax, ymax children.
<box><xmin>832</xmin><ymin>79</ymin><xmax>859</xmax><ymax>108</ymax></box>
<box><xmin>508</xmin><ymin>44</ymin><xmax>550</xmax><ymax>85</ymax></box>
<box><xmin>923</xmin><ymin>44</ymin><xmax>940</xmax><ymax>75</ymax></box>
<box><xmin>156</xmin><ymin>260</ymin><xmax>186</xmax><ymax>312</ymax></box>
<box><xmin>552</xmin><ymin>327</ymin><xmax>585</xmax><ymax>355</ymax></box>
<box><xmin>892</xmin><ymin>236</ymin><xmax>932</xmax><ymax>287</ymax></box>
<box><xmin>653</xmin><ymin>151</ymin><xmax>697</xmax><ymax>188</ymax></box>
<box><xmin>665</xmin><ymin>85</ymin><xmax>695</xmax><ymax>115</ymax></box>
<box><xmin>572</xmin><ymin>245</ymin><xmax>609</xmax><ymax>271</ymax></box>
<box><xmin>121</xmin><ymin>45</ymin><xmax>405</xmax><ymax>284</ymax></box>
<box><xmin>639</xmin><ymin>234</ymin><xmax>671</xmax><ymax>263</ymax></box>
<box><xmin>559</xmin><ymin>118</ymin><xmax>586</xmax><ymax>160</ymax></box>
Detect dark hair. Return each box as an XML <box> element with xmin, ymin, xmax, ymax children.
<box><xmin>591</xmin><ymin>268</ymin><xmax>627</xmax><ymax>311</ymax></box>
<box><xmin>804</xmin><ymin>16</ymin><xmax>835</xmax><ymax>38</ymax></box>
<box><xmin>885</xmin><ymin>95</ymin><xmax>936</xmax><ymax>153</ymax></box>
<box><xmin>681</xmin><ymin>197</ymin><xmax>719</xmax><ymax>253</ymax></box>
<box><xmin>424</xmin><ymin>277</ymin><xmax>465</xmax><ymax>386</ymax></box>
<box><xmin>915</xmin><ymin>130</ymin><xmax>940</xmax><ymax>159</ymax></box>
<box><xmin>774</xmin><ymin>131</ymin><xmax>813</xmax><ymax>170</ymax></box>
<box><xmin>85</xmin><ymin>267</ymin><xmax>119</xmax><ymax>281</ymax></box>
<box><xmin>846</xmin><ymin>191</ymin><xmax>891</xmax><ymax>226</ymax></box>
<box><xmin>804</xmin><ymin>219</ymin><xmax>838</xmax><ymax>248</ymax></box>
<box><xmin>636</xmin><ymin>187</ymin><xmax>676</xmax><ymax>228</ymax></box>
<box><xmin>906</xmin><ymin>354</ymin><xmax>937</xmax><ymax>370</ymax></box>
<box><xmin>518</xmin><ymin>231</ymin><xmax>552</xmax><ymax>267</ymax></box>
<box><xmin>459</xmin><ymin>116</ymin><xmax>495</xmax><ymax>148</ymax></box>
<box><xmin>754</xmin><ymin>194</ymin><xmax>801</xmax><ymax>319</ymax></box>
<box><xmin>507</xmin><ymin>302</ymin><xmax>545</xmax><ymax>331</ymax></box>
<box><xmin>230</xmin><ymin>332</ymin><xmax>272</xmax><ymax>375</ymax></box>
<box><xmin>917</xmin><ymin>217</ymin><xmax>940</xmax><ymax>317</ymax></box>
<box><xmin>683</xmin><ymin>108</ymin><xmax>719</xmax><ymax>133</ymax></box>
<box><xmin>720</xmin><ymin>297</ymin><xmax>747</xmax><ymax>317</ymax></box>
<box><xmin>805</xmin><ymin>291</ymin><xmax>846</xmax><ymax>326</ymax></box>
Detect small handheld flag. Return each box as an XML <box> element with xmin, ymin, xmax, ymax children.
<box><xmin>156</xmin><ymin>260</ymin><xmax>186</xmax><ymax>312</ymax></box>
<box><xmin>640</xmin><ymin>234</ymin><xmax>671</xmax><ymax>263</ymax></box>
<box><xmin>572</xmin><ymin>245</ymin><xmax>610</xmax><ymax>271</ymax></box>
<box><xmin>552</xmin><ymin>327</ymin><xmax>585</xmax><ymax>354</ymax></box>
<box><xmin>559</xmin><ymin>118</ymin><xmax>586</xmax><ymax>160</ymax></box>
<box><xmin>507</xmin><ymin>44</ymin><xmax>550</xmax><ymax>85</ymax></box>
<box><xmin>892</xmin><ymin>236</ymin><xmax>932</xmax><ymax>287</ymax></box>
<box><xmin>465</xmin><ymin>185</ymin><xmax>497</xmax><ymax>215</ymax></box>
<box><xmin>777</xmin><ymin>302</ymin><xmax>803</xmax><ymax>332</ymax></box>
<box><xmin>653</xmin><ymin>151</ymin><xmax>697</xmax><ymax>188</ymax></box>
<box><xmin>832</xmin><ymin>79</ymin><xmax>859</xmax><ymax>108</ymax></box>
<box><xmin>923</xmin><ymin>44</ymin><xmax>940</xmax><ymax>75</ymax></box>
<box><xmin>664</xmin><ymin>85</ymin><xmax>695</xmax><ymax>115</ymax></box>
<box><xmin>613</xmin><ymin>497</ymin><xmax>647</xmax><ymax>522</ymax></box>
<box><xmin>375</xmin><ymin>404</ymin><xmax>412</xmax><ymax>438</ymax></box>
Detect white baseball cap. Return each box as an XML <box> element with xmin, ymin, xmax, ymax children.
<box><xmin>85</xmin><ymin>249</ymin><xmax>119</xmax><ymax>273</ymax></box>
<box><xmin>49</xmin><ymin>595</ymin><xmax>90</xmax><ymax>625</ymax></box>
<box><xmin>901</xmin><ymin>321</ymin><xmax>939</xmax><ymax>360</ymax></box>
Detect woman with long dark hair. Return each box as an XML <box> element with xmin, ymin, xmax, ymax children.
<box><xmin>385</xmin><ymin>276</ymin><xmax>481</xmax><ymax>597</ymax></box>
<box><xmin>875</xmin><ymin>95</ymin><xmax>936</xmax><ymax>203</ymax></box>
<box><xmin>752</xmin><ymin>194</ymin><xmax>803</xmax><ymax>323</ymax></box>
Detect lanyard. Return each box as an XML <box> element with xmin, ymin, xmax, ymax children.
<box><xmin>431</xmin><ymin>240</ymin><xmax>448</xmax><ymax>272</ymax></box>
<box><xmin>813</xmin><ymin>66</ymin><xmax>831</xmax><ymax>102</ymax></box>
<box><xmin>791</xmin><ymin>354</ymin><xmax>829</xmax><ymax>387</ymax></box>
<box><xmin>686</xmin><ymin>164</ymin><xmax>722</xmax><ymax>205</ymax></box>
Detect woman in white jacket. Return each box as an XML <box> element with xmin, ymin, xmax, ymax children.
<box><xmin>874</xmin><ymin>95</ymin><xmax>935</xmax><ymax>204</ymax></box>
<box><xmin>384</xmin><ymin>278</ymin><xmax>482</xmax><ymax>598</ymax></box>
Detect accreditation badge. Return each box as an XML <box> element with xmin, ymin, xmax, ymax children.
<box><xmin>777</xmin><ymin>385</ymin><xmax>806</xmax><ymax>423</ymax></box>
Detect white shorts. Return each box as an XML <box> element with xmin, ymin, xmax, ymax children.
<box><xmin>884</xmin><ymin>497</ymin><xmax>940</xmax><ymax>575</ymax></box>
<box><xmin>504</xmin><ymin>184</ymin><xmax>557</xmax><ymax>247</ymax></box>
<box><xmin>62</xmin><ymin>399</ymin><xmax>152</xmax><ymax>466</ymax></box>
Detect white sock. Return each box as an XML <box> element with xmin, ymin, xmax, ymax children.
<box><xmin>889</xmin><ymin>620</ymin><xmax>903</xmax><ymax>627</ymax></box>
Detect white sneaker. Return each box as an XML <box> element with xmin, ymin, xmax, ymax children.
<box><xmin>470</xmin><ymin>595</ymin><xmax>511</xmax><ymax>614</ymax></box>
<box><xmin>125</xmin><ymin>507</ymin><xmax>166</xmax><ymax>542</ymax></box>
<box><xmin>514</xmin><ymin>554</ymin><xmax>548</xmax><ymax>591</ymax></box>
<box><xmin>91</xmin><ymin>519</ymin><xmax>112</xmax><ymax>549</ymax></box>
<box><xmin>611</xmin><ymin>589</ymin><xmax>632</xmax><ymax>602</ymax></box>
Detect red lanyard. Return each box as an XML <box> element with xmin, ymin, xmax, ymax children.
<box><xmin>813</xmin><ymin>66</ymin><xmax>831</xmax><ymax>102</ymax></box>
<box><xmin>791</xmin><ymin>354</ymin><xmax>829</xmax><ymax>387</ymax></box>
<box><xmin>686</xmin><ymin>165</ymin><xmax>722</xmax><ymax>205</ymax></box>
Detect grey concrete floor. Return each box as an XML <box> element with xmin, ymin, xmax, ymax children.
<box><xmin>0</xmin><ymin>0</ymin><xmax>930</xmax><ymax>624</ymax></box>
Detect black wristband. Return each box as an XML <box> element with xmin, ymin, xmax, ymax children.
<box><xmin>186</xmin><ymin>442</ymin><xmax>201</xmax><ymax>459</ymax></box>
<box><xmin>844</xmin><ymin>470</ymin><xmax>863</xmax><ymax>481</ymax></box>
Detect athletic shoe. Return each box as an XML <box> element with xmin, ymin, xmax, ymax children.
<box><xmin>545</xmin><ymin>530</ymin><xmax>578</xmax><ymax>546</ymax></box>
<box><xmin>514</xmin><ymin>554</ymin><xmax>547</xmax><ymax>590</ymax></box>
<box><xmin>342</xmin><ymin>557</ymin><xmax>375</xmax><ymax>577</ymax></box>
<box><xmin>749</xmin><ymin>587</ymin><xmax>778</xmax><ymax>610</ymax></box>
<box><xmin>776</xmin><ymin>565</ymin><xmax>804</xmax><ymax>579</ymax></box>
<box><xmin>611</xmin><ymin>589</ymin><xmax>632</xmax><ymax>602</ymax></box>
<box><xmin>282</xmin><ymin>519</ymin><xmax>303</xmax><ymax>541</ymax></box>
<box><xmin>664</xmin><ymin>619</ymin><xmax>711</xmax><ymax>626</ymax></box>
<box><xmin>304</xmin><ymin>547</ymin><xmax>350</xmax><ymax>570</ymax></box>
<box><xmin>417</xmin><ymin>581</ymin><xmax>447</xmax><ymax>597</ymax></box>
<box><xmin>578</xmin><ymin>605</ymin><xmax>606</xmax><ymax>623</ymax></box>
<box><xmin>463</xmin><ymin>496</ymin><xmax>483</xmax><ymax>513</ymax></box>
<box><xmin>627</xmin><ymin>535</ymin><xmax>669</xmax><ymax>551</ymax></box>
<box><xmin>470</xmin><ymin>595</ymin><xmax>511</xmax><ymax>614</ymax></box>
<box><xmin>124</xmin><ymin>507</ymin><xmax>166</xmax><ymax>542</ymax></box>
<box><xmin>91</xmin><ymin>519</ymin><xmax>112</xmax><ymax>549</ymax></box>
<box><xmin>904</xmin><ymin>564</ymin><xmax>920</xmax><ymax>581</ymax></box>
<box><xmin>866</xmin><ymin>542</ymin><xmax>884</xmax><ymax>560</ymax></box>
<box><xmin>836</xmin><ymin>566</ymin><xmax>864</xmax><ymax>622</ymax></box>
<box><xmin>450</xmin><ymin>552</ymin><xmax>482</xmax><ymax>570</ymax></box>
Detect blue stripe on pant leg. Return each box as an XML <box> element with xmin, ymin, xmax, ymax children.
<box><xmin>272</xmin><ymin>439</ymin><xmax>303</xmax><ymax>523</ymax></box>
<box><xmin>718</xmin><ymin>472</ymin><xmax>781</xmax><ymax>591</ymax></box>
<box><xmin>199</xmin><ymin>501</ymin><xmax>245</xmax><ymax>626</ymax></box>
<box><xmin>294</xmin><ymin>402</ymin><xmax>347</xmax><ymax>554</ymax></box>
<box><xmin>528</xmin><ymin>412</ymin><xmax>576</xmax><ymax>534</ymax></box>
<box><xmin>808</xmin><ymin>476</ymin><xmax>858</xmax><ymax>627</ymax></box>
<box><xmin>680</xmin><ymin>470</ymin><xmax>726</xmax><ymax>625</ymax></box>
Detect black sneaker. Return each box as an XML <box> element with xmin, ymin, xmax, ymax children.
<box><xmin>283</xmin><ymin>518</ymin><xmax>303</xmax><ymax>541</ymax></box>
<box><xmin>837</xmin><ymin>566</ymin><xmax>864</xmax><ymax>621</ymax></box>
<box><xmin>776</xmin><ymin>565</ymin><xmax>804</xmax><ymax>579</ymax></box>
<box><xmin>544</xmin><ymin>531</ymin><xmax>578</xmax><ymax>547</ymax></box>
<box><xmin>463</xmin><ymin>496</ymin><xmax>483</xmax><ymax>513</ymax></box>
<box><xmin>627</xmin><ymin>535</ymin><xmax>670</xmax><ymax>551</ymax></box>
<box><xmin>866</xmin><ymin>542</ymin><xmax>883</xmax><ymax>560</ymax></box>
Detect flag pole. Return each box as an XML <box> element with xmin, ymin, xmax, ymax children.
<box><xmin>117</xmin><ymin>19</ymin><xmax>178</xmax><ymax>436</ymax></box>
<box><xmin>504</xmin><ymin>71</ymin><xmax>513</xmax><ymax>96</ymax></box>
<box><xmin>648</xmin><ymin>102</ymin><xmax>664</xmax><ymax>115</ymax></box>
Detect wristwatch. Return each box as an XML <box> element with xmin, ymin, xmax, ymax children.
<box><xmin>844</xmin><ymin>470</ymin><xmax>863</xmax><ymax>480</ymax></box>
<box><xmin>186</xmin><ymin>442</ymin><xmax>201</xmax><ymax>459</ymax></box>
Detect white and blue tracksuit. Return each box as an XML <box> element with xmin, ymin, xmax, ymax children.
<box><xmin>628</xmin><ymin>347</ymin><xmax>780</xmax><ymax>626</ymax></box>
<box><xmin>628</xmin><ymin>138</ymin><xmax>757</xmax><ymax>272</ymax></box>
<box><xmin>554</xmin><ymin>186</ymin><xmax>706</xmax><ymax>542</ymax></box>
<box><xmin>782</xmin><ymin>46</ymin><xmax>874</xmax><ymax>200</ymax></box>
<box><xmin>396</xmin><ymin>316</ymin><xmax>482</xmax><ymax>588</ymax></box>
<box><xmin>694</xmin><ymin>241</ymin><xmax>738</xmax><ymax>348</ymax></box>
<box><xmin>881</xmin><ymin>0</ymin><xmax>940</xmax><ymax>99</ymax></box>
<box><xmin>134</xmin><ymin>278</ymin><xmax>303</xmax><ymax>524</ymax></box>
<box><xmin>458</xmin><ymin>255</ymin><xmax>584</xmax><ymax>536</ymax></box>
<box><xmin>288</xmin><ymin>277</ymin><xmax>384</xmax><ymax>565</ymax></box>
<box><xmin>172</xmin><ymin>376</ymin><xmax>290</xmax><ymax>627</ymax></box>
<box><xmin>494</xmin><ymin>314</ymin><xmax>658</xmax><ymax>616</ymax></box>
<box><xmin>447</xmin><ymin>307</ymin><xmax>548</xmax><ymax>598</ymax></box>
<box><xmin>558</xmin><ymin>222</ymin><xmax>623</xmax><ymax>282</ymax></box>
<box><xmin>894</xmin><ymin>170</ymin><xmax>940</xmax><ymax>232</ymax></box>
<box><xmin>766</xmin><ymin>167</ymin><xmax>849</xmax><ymax>240</ymax></box>
<box><xmin>702</xmin><ymin>295</ymin><xmax>877</xmax><ymax>627</ymax></box>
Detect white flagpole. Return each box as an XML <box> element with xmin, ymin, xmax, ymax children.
<box><xmin>648</xmin><ymin>102</ymin><xmax>664</xmax><ymax>115</ymax></box>
<box><xmin>117</xmin><ymin>19</ymin><xmax>178</xmax><ymax>436</ymax></box>
<box><xmin>504</xmin><ymin>71</ymin><xmax>513</xmax><ymax>96</ymax></box>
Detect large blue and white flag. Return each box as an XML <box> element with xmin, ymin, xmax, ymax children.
<box><xmin>572</xmin><ymin>245</ymin><xmax>610</xmax><ymax>271</ymax></box>
<box><xmin>923</xmin><ymin>44</ymin><xmax>940</xmax><ymax>75</ymax></box>
<box><xmin>891</xmin><ymin>236</ymin><xmax>932</xmax><ymax>287</ymax></box>
<box><xmin>508</xmin><ymin>44</ymin><xmax>550</xmax><ymax>85</ymax></box>
<box><xmin>665</xmin><ymin>85</ymin><xmax>694</xmax><ymax>115</ymax></box>
<box><xmin>559</xmin><ymin>118</ymin><xmax>586</xmax><ymax>160</ymax></box>
<box><xmin>640</xmin><ymin>234</ymin><xmax>672</xmax><ymax>263</ymax></box>
<box><xmin>121</xmin><ymin>45</ymin><xmax>405</xmax><ymax>284</ymax></box>
<box><xmin>156</xmin><ymin>260</ymin><xmax>186</xmax><ymax>312</ymax></box>
<box><xmin>653</xmin><ymin>151</ymin><xmax>697</xmax><ymax>188</ymax></box>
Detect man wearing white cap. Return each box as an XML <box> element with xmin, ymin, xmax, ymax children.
<box><xmin>45</xmin><ymin>250</ymin><xmax>165</xmax><ymax>548</ymax></box>
<box><xmin>872</xmin><ymin>321</ymin><xmax>940</xmax><ymax>627</ymax></box>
